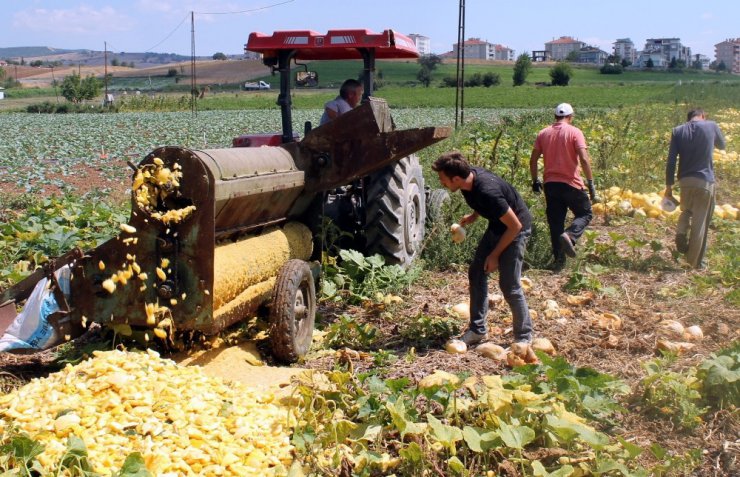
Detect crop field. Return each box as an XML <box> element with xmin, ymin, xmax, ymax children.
<box><xmin>0</xmin><ymin>79</ymin><xmax>738</xmax><ymax>476</ymax></box>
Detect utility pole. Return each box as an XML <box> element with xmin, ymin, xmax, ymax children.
<box><xmin>50</xmin><ymin>66</ymin><xmax>59</xmax><ymax>103</ymax></box>
<box><xmin>190</xmin><ymin>11</ymin><xmax>197</xmax><ymax>116</ymax></box>
<box><xmin>104</xmin><ymin>41</ymin><xmax>108</xmax><ymax>105</ymax></box>
<box><xmin>455</xmin><ymin>0</ymin><xmax>466</xmax><ymax>128</ymax></box>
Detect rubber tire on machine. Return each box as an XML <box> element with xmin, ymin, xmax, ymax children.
<box><xmin>365</xmin><ymin>155</ymin><xmax>426</xmax><ymax>267</ymax></box>
<box><xmin>425</xmin><ymin>188</ymin><xmax>450</xmax><ymax>228</ymax></box>
<box><xmin>269</xmin><ymin>259</ymin><xmax>316</xmax><ymax>363</ymax></box>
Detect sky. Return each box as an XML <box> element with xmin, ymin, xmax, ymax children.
<box><xmin>1</xmin><ymin>0</ymin><xmax>737</xmax><ymax>59</ymax></box>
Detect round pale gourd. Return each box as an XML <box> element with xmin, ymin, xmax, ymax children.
<box><xmin>658</xmin><ymin>320</ymin><xmax>685</xmax><ymax>339</ymax></box>
<box><xmin>532</xmin><ymin>338</ymin><xmax>556</xmax><ymax>356</ymax></box>
<box><xmin>445</xmin><ymin>339</ymin><xmax>467</xmax><ymax>354</ymax></box>
<box><xmin>451</xmin><ymin>302</ymin><xmax>470</xmax><ymax>320</ymax></box>
<box><xmin>450</xmin><ymin>223</ymin><xmax>467</xmax><ymax>243</ymax></box>
<box><xmin>684</xmin><ymin>325</ymin><xmax>704</xmax><ymax>341</ymax></box>
<box><xmin>476</xmin><ymin>342</ymin><xmax>507</xmax><ymax>360</ymax></box>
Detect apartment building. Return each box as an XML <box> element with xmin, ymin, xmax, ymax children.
<box><xmin>408</xmin><ymin>34</ymin><xmax>431</xmax><ymax>56</ymax></box>
<box><xmin>637</xmin><ymin>38</ymin><xmax>691</xmax><ymax>67</ymax></box>
<box><xmin>545</xmin><ymin>36</ymin><xmax>586</xmax><ymax>60</ymax></box>
<box><xmin>613</xmin><ymin>38</ymin><xmax>637</xmax><ymax>64</ymax></box>
<box><xmin>715</xmin><ymin>38</ymin><xmax>740</xmax><ymax>73</ymax></box>
<box><xmin>577</xmin><ymin>47</ymin><xmax>609</xmax><ymax>64</ymax></box>
<box><xmin>452</xmin><ymin>38</ymin><xmax>510</xmax><ymax>60</ymax></box>
<box><xmin>492</xmin><ymin>44</ymin><xmax>515</xmax><ymax>61</ymax></box>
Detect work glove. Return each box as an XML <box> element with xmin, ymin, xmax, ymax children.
<box><xmin>587</xmin><ymin>179</ymin><xmax>600</xmax><ymax>203</ymax></box>
<box><xmin>532</xmin><ymin>179</ymin><xmax>543</xmax><ymax>194</ymax></box>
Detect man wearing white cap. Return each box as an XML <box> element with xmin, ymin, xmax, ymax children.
<box><xmin>529</xmin><ymin>103</ymin><xmax>597</xmax><ymax>270</ymax></box>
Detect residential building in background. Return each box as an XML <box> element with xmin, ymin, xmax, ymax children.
<box><xmin>492</xmin><ymin>44</ymin><xmax>515</xmax><ymax>61</ymax></box>
<box><xmin>613</xmin><ymin>38</ymin><xmax>637</xmax><ymax>64</ymax></box>
<box><xmin>691</xmin><ymin>53</ymin><xmax>711</xmax><ymax>70</ymax></box>
<box><xmin>545</xmin><ymin>36</ymin><xmax>586</xmax><ymax>60</ymax></box>
<box><xmin>715</xmin><ymin>38</ymin><xmax>740</xmax><ymax>73</ymax></box>
<box><xmin>531</xmin><ymin>50</ymin><xmax>551</xmax><ymax>62</ymax></box>
<box><xmin>452</xmin><ymin>38</ymin><xmax>512</xmax><ymax>60</ymax></box>
<box><xmin>577</xmin><ymin>46</ymin><xmax>609</xmax><ymax>64</ymax></box>
<box><xmin>408</xmin><ymin>34</ymin><xmax>431</xmax><ymax>56</ymax></box>
<box><xmin>636</xmin><ymin>38</ymin><xmax>691</xmax><ymax>67</ymax></box>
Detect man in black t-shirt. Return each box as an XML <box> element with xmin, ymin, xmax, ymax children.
<box><xmin>432</xmin><ymin>152</ymin><xmax>533</xmax><ymax>346</ymax></box>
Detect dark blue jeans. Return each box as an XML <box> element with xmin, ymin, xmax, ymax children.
<box><xmin>468</xmin><ymin>228</ymin><xmax>532</xmax><ymax>343</ymax></box>
<box><xmin>544</xmin><ymin>182</ymin><xmax>593</xmax><ymax>261</ymax></box>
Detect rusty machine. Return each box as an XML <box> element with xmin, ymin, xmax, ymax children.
<box><xmin>0</xmin><ymin>29</ymin><xmax>450</xmax><ymax>362</ymax></box>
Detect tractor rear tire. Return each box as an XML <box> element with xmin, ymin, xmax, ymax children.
<box><xmin>269</xmin><ymin>259</ymin><xmax>316</xmax><ymax>363</ymax></box>
<box><xmin>426</xmin><ymin>188</ymin><xmax>450</xmax><ymax>228</ymax></box>
<box><xmin>365</xmin><ymin>155</ymin><xmax>426</xmax><ymax>267</ymax></box>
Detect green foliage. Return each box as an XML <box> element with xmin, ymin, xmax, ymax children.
<box><xmin>637</xmin><ymin>355</ymin><xmax>707</xmax><ymax>430</ymax></box>
<box><xmin>507</xmin><ymin>352</ymin><xmax>630</xmax><ymax>425</ymax></box>
<box><xmin>212</xmin><ymin>52</ymin><xmax>227</xmax><ymax>61</ymax></box>
<box><xmin>0</xmin><ymin>193</ymin><xmax>128</xmax><ymax>287</ymax></box>
<box><xmin>324</xmin><ymin>314</ymin><xmax>379</xmax><ymax>350</ymax></box>
<box><xmin>321</xmin><ymin>250</ymin><xmax>419</xmax><ymax>305</ymax></box>
<box><xmin>513</xmin><ymin>53</ymin><xmax>532</xmax><ymax>86</ymax></box>
<box><xmin>600</xmin><ymin>63</ymin><xmax>624</xmax><ymax>75</ymax></box>
<box><xmin>0</xmin><ymin>427</ymin><xmax>152</xmax><ymax>476</ymax></box>
<box><xmin>288</xmin><ymin>359</ymin><xmax>667</xmax><ymax>476</ymax></box>
<box><xmin>60</xmin><ymin>72</ymin><xmax>102</xmax><ymax>103</ymax></box>
<box><xmin>549</xmin><ymin>62</ymin><xmax>573</xmax><ymax>86</ymax></box>
<box><xmin>697</xmin><ymin>343</ymin><xmax>740</xmax><ymax>410</ymax></box>
<box><xmin>397</xmin><ymin>312</ymin><xmax>461</xmax><ymax>348</ymax></box>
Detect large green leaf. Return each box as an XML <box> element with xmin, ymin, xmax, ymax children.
<box><xmin>427</xmin><ymin>414</ymin><xmax>463</xmax><ymax>448</ymax></box>
<box><xmin>545</xmin><ymin>415</ymin><xmax>609</xmax><ymax>449</ymax></box>
<box><xmin>532</xmin><ymin>460</ymin><xmax>575</xmax><ymax>477</ymax></box>
<box><xmin>498</xmin><ymin>420</ymin><xmax>535</xmax><ymax>450</ymax></box>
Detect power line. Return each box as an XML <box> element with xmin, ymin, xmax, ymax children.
<box><xmin>141</xmin><ymin>1</ymin><xmax>294</xmax><ymax>54</ymax></box>
<box><xmin>195</xmin><ymin>0</ymin><xmax>295</xmax><ymax>15</ymax></box>
<box><xmin>144</xmin><ymin>12</ymin><xmax>190</xmax><ymax>53</ymax></box>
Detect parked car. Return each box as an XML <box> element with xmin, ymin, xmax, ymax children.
<box><xmin>243</xmin><ymin>80</ymin><xmax>271</xmax><ymax>90</ymax></box>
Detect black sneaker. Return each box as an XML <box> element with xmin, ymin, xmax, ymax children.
<box><xmin>559</xmin><ymin>233</ymin><xmax>576</xmax><ymax>258</ymax></box>
<box><xmin>545</xmin><ymin>259</ymin><xmax>566</xmax><ymax>272</ymax></box>
<box><xmin>675</xmin><ymin>234</ymin><xmax>688</xmax><ymax>254</ymax></box>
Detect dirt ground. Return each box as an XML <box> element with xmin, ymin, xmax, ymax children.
<box><xmin>0</xmin><ymin>170</ymin><xmax>737</xmax><ymax>475</ymax></box>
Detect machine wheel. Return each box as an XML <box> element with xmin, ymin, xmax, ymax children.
<box><xmin>269</xmin><ymin>259</ymin><xmax>316</xmax><ymax>363</ymax></box>
<box><xmin>365</xmin><ymin>155</ymin><xmax>426</xmax><ymax>267</ymax></box>
<box><xmin>425</xmin><ymin>188</ymin><xmax>450</xmax><ymax>228</ymax></box>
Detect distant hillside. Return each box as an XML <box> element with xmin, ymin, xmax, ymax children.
<box><xmin>0</xmin><ymin>46</ymin><xmax>229</xmax><ymax>68</ymax></box>
<box><xmin>0</xmin><ymin>46</ymin><xmax>81</xmax><ymax>58</ymax></box>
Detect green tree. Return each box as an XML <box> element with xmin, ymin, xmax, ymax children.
<box><xmin>482</xmin><ymin>72</ymin><xmax>500</xmax><ymax>87</ymax></box>
<box><xmin>416</xmin><ymin>67</ymin><xmax>432</xmax><ymax>87</ymax></box>
<box><xmin>417</xmin><ymin>54</ymin><xmax>442</xmax><ymax>87</ymax></box>
<box><xmin>565</xmin><ymin>50</ymin><xmax>580</xmax><ymax>62</ymax></box>
<box><xmin>549</xmin><ymin>61</ymin><xmax>573</xmax><ymax>86</ymax></box>
<box><xmin>212</xmin><ymin>52</ymin><xmax>227</xmax><ymax>60</ymax></box>
<box><xmin>512</xmin><ymin>53</ymin><xmax>532</xmax><ymax>86</ymax></box>
<box><xmin>167</xmin><ymin>68</ymin><xmax>178</xmax><ymax>77</ymax></box>
<box><xmin>646</xmin><ymin>57</ymin><xmax>654</xmax><ymax>68</ymax></box>
<box><xmin>60</xmin><ymin>72</ymin><xmax>101</xmax><ymax>103</ymax></box>
<box><xmin>691</xmin><ymin>59</ymin><xmax>703</xmax><ymax>70</ymax></box>
<box><xmin>717</xmin><ymin>60</ymin><xmax>727</xmax><ymax>72</ymax></box>
<box><xmin>600</xmin><ymin>63</ymin><xmax>624</xmax><ymax>74</ymax></box>
<box><xmin>111</xmin><ymin>58</ymin><xmax>119</xmax><ymax>67</ymax></box>
<box><xmin>621</xmin><ymin>58</ymin><xmax>631</xmax><ymax>68</ymax></box>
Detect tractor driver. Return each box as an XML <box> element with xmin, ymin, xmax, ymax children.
<box><xmin>319</xmin><ymin>79</ymin><xmax>363</xmax><ymax>125</ymax></box>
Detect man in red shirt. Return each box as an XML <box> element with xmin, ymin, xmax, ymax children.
<box><xmin>529</xmin><ymin>103</ymin><xmax>598</xmax><ymax>270</ymax></box>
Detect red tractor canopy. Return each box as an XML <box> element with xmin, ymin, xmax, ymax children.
<box><xmin>246</xmin><ymin>29</ymin><xmax>419</xmax><ymax>61</ymax></box>
<box><xmin>242</xmin><ymin>28</ymin><xmax>419</xmax><ymax>144</ymax></box>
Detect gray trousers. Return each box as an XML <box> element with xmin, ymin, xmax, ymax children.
<box><xmin>677</xmin><ymin>177</ymin><xmax>715</xmax><ymax>269</ymax></box>
<box><xmin>468</xmin><ymin>228</ymin><xmax>532</xmax><ymax>342</ymax></box>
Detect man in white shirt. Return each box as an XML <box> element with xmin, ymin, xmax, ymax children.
<box><xmin>319</xmin><ymin>79</ymin><xmax>363</xmax><ymax>125</ymax></box>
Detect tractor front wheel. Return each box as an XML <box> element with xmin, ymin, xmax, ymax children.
<box><xmin>269</xmin><ymin>259</ymin><xmax>316</xmax><ymax>363</ymax></box>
